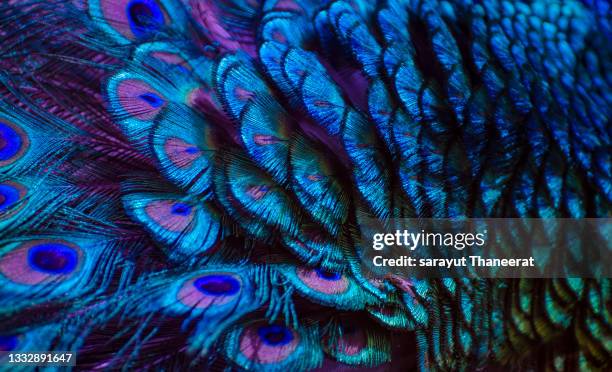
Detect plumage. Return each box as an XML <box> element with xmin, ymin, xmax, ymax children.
<box><xmin>0</xmin><ymin>0</ymin><xmax>610</xmax><ymax>370</ymax></box>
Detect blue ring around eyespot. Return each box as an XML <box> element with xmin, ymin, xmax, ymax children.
<box><xmin>27</xmin><ymin>243</ymin><xmax>78</xmax><ymax>275</ymax></box>
<box><xmin>170</xmin><ymin>202</ymin><xmax>192</xmax><ymax>216</ymax></box>
<box><xmin>127</xmin><ymin>0</ymin><xmax>165</xmax><ymax>39</ymax></box>
<box><xmin>0</xmin><ymin>335</ymin><xmax>18</xmax><ymax>352</ymax></box>
<box><xmin>257</xmin><ymin>324</ymin><xmax>294</xmax><ymax>346</ymax></box>
<box><xmin>315</xmin><ymin>269</ymin><xmax>341</xmax><ymax>281</ymax></box>
<box><xmin>0</xmin><ymin>122</ymin><xmax>23</xmax><ymax>162</ymax></box>
<box><xmin>0</xmin><ymin>184</ymin><xmax>21</xmax><ymax>212</ymax></box>
<box><xmin>194</xmin><ymin>274</ymin><xmax>240</xmax><ymax>296</ymax></box>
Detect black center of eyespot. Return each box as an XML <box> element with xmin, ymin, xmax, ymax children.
<box><xmin>194</xmin><ymin>275</ymin><xmax>240</xmax><ymax>296</ymax></box>
<box><xmin>257</xmin><ymin>324</ymin><xmax>293</xmax><ymax>346</ymax></box>
<box><xmin>28</xmin><ymin>243</ymin><xmax>78</xmax><ymax>274</ymax></box>
<box><xmin>315</xmin><ymin>269</ymin><xmax>341</xmax><ymax>281</ymax></box>
<box><xmin>138</xmin><ymin>92</ymin><xmax>164</xmax><ymax>108</ymax></box>
<box><xmin>170</xmin><ymin>202</ymin><xmax>192</xmax><ymax>216</ymax></box>
<box><xmin>130</xmin><ymin>3</ymin><xmax>152</xmax><ymax>23</ymax></box>
<box><xmin>127</xmin><ymin>0</ymin><xmax>164</xmax><ymax>38</ymax></box>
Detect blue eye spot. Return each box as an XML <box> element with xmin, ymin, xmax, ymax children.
<box><xmin>0</xmin><ymin>184</ymin><xmax>21</xmax><ymax>212</ymax></box>
<box><xmin>194</xmin><ymin>275</ymin><xmax>240</xmax><ymax>296</ymax></box>
<box><xmin>138</xmin><ymin>92</ymin><xmax>164</xmax><ymax>108</ymax></box>
<box><xmin>0</xmin><ymin>121</ymin><xmax>23</xmax><ymax>162</ymax></box>
<box><xmin>127</xmin><ymin>0</ymin><xmax>165</xmax><ymax>39</ymax></box>
<box><xmin>27</xmin><ymin>243</ymin><xmax>78</xmax><ymax>275</ymax></box>
<box><xmin>0</xmin><ymin>335</ymin><xmax>18</xmax><ymax>351</ymax></box>
<box><xmin>185</xmin><ymin>146</ymin><xmax>199</xmax><ymax>154</ymax></box>
<box><xmin>257</xmin><ymin>325</ymin><xmax>293</xmax><ymax>346</ymax></box>
<box><xmin>315</xmin><ymin>269</ymin><xmax>341</xmax><ymax>281</ymax></box>
<box><xmin>170</xmin><ymin>202</ymin><xmax>192</xmax><ymax>216</ymax></box>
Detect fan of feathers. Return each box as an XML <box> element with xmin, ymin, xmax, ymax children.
<box><xmin>0</xmin><ymin>0</ymin><xmax>610</xmax><ymax>370</ymax></box>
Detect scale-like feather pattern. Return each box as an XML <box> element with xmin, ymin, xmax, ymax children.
<box><xmin>0</xmin><ymin>0</ymin><xmax>610</xmax><ymax>370</ymax></box>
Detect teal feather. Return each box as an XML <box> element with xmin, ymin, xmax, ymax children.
<box><xmin>278</xmin><ymin>265</ymin><xmax>377</xmax><ymax>310</ymax></box>
<box><xmin>0</xmin><ymin>232</ymin><xmax>124</xmax><ymax>313</ymax></box>
<box><xmin>86</xmin><ymin>0</ymin><xmax>189</xmax><ymax>44</ymax></box>
<box><xmin>0</xmin><ymin>0</ymin><xmax>610</xmax><ymax>370</ymax></box>
<box><xmin>151</xmin><ymin>104</ymin><xmax>217</xmax><ymax>196</ymax></box>
<box><xmin>222</xmin><ymin>319</ymin><xmax>323</xmax><ymax>372</ymax></box>
<box><xmin>121</xmin><ymin>174</ymin><xmax>222</xmax><ymax>261</ymax></box>
<box><xmin>289</xmin><ymin>137</ymin><xmax>348</xmax><ymax>236</ymax></box>
<box><xmin>323</xmin><ymin>316</ymin><xmax>392</xmax><ymax>367</ymax></box>
<box><xmin>0</xmin><ymin>107</ymin><xmax>74</xmax><ymax>177</ymax></box>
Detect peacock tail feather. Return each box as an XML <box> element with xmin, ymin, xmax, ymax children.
<box><xmin>0</xmin><ymin>0</ymin><xmax>610</xmax><ymax>370</ymax></box>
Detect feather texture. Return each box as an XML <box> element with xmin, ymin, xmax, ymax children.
<box><xmin>0</xmin><ymin>0</ymin><xmax>610</xmax><ymax>370</ymax></box>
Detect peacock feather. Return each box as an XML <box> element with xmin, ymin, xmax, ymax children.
<box><xmin>0</xmin><ymin>0</ymin><xmax>610</xmax><ymax>370</ymax></box>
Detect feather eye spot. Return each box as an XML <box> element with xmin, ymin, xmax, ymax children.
<box><xmin>127</xmin><ymin>0</ymin><xmax>165</xmax><ymax>38</ymax></box>
<box><xmin>0</xmin><ymin>335</ymin><xmax>18</xmax><ymax>351</ymax></box>
<box><xmin>178</xmin><ymin>273</ymin><xmax>242</xmax><ymax>308</ymax></box>
<box><xmin>138</xmin><ymin>92</ymin><xmax>164</xmax><ymax>108</ymax></box>
<box><xmin>239</xmin><ymin>322</ymin><xmax>299</xmax><ymax>363</ymax></box>
<box><xmin>116</xmin><ymin>80</ymin><xmax>166</xmax><ymax>120</ymax></box>
<box><xmin>0</xmin><ymin>240</ymin><xmax>83</xmax><ymax>285</ymax></box>
<box><xmin>170</xmin><ymin>202</ymin><xmax>192</xmax><ymax>216</ymax></box>
<box><xmin>0</xmin><ymin>121</ymin><xmax>29</xmax><ymax>167</ymax></box>
<box><xmin>0</xmin><ymin>181</ymin><xmax>26</xmax><ymax>214</ymax></box>
<box><xmin>194</xmin><ymin>274</ymin><xmax>240</xmax><ymax>296</ymax></box>
<box><xmin>297</xmin><ymin>267</ymin><xmax>349</xmax><ymax>294</ymax></box>
<box><xmin>28</xmin><ymin>243</ymin><xmax>79</xmax><ymax>275</ymax></box>
<box><xmin>163</xmin><ymin>138</ymin><xmax>202</xmax><ymax>169</ymax></box>
<box><xmin>144</xmin><ymin>200</ymin><xmax>195</xmax><ymax>232</ymax></box>
<box><xmin>315</xmin><ymin>269</ymin><xmax>341</xmax><ymax>281</ymax></box>
<box><xmin>257</xmin><ymin>325</ymin><xmax>294</xmax><ymax>346</ymax></box>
